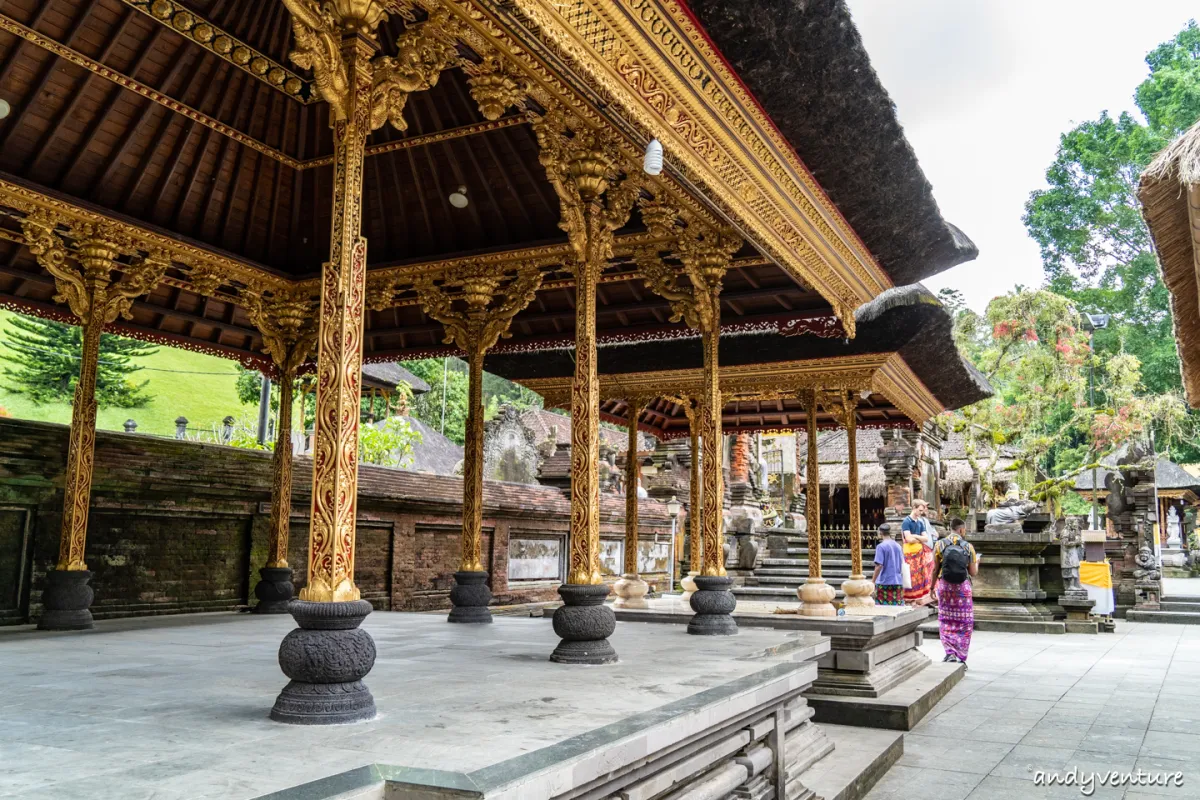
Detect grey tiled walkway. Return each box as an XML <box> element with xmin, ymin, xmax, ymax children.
<box><xmin>865</xmin><ymin>622</ymin><xmax>1199</xmax><ymax>800</ymax></box>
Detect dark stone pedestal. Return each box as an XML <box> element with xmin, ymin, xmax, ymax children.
<box><xmin>254</xmin><ymin>567</ymin><xmax>294</xmax><ymax>614</ymax></box>
<box><xmin>550</xmin><ymin>584</ymin><xmax>617</xmax><ymax>664</ymax></box>
<box><xmin>1059</xmin><ymin>592</ymin><xmax>1098</xmax><ymax>634</ymax></box>
<box><xmin>448</xmin><ymin>570</ymin><xmax>493</xmax><ymax>624</ymax></box>
<box><xmin>688</xmin><ymin>575</ymin><xmax>738</xmax><ymax>636</ymax></box>
<box><xmin>271</xmin><ymin>600</ymin><xmax>377</xmax><ymax>725</ymax></box>
<box><xmin>38</xmin><ymin>569</ymin><xmax>94</xmax><ymax>631</ymax></box>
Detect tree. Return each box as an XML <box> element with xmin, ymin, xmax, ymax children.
<box><xmin>1</xmin><ymin>314</ymin><xmax>156</xmax><ymax>408</ymax></box>
<box><xmin>945</xmin><ymin>288</ymin><xmax>1192</xmax><ymax>513</ymax></box>
<box><xmin>359</xmin><ymin>416</ymin><xmax>422</xmax><ymax>468</ymax></box>
<box><xmin>1024</xmin><ymin>20</ymin><xmax>1200</xmax><ymax>460</ymax></box>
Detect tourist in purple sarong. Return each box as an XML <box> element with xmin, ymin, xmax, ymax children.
<box><xmin>931</xmin><ymin>518</ymin><xmax>979</xmax><ymax>665</ymax></box>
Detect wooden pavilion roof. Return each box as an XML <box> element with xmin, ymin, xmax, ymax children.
<box><xmin>0</xmin><ymin>0</ymin><xmax>977</xmax><ymax>373</ymax></box>
<box><xmin>496</xmin><ymin>286</ymin><xmax>993</xmax><ymax>437</ymax></box>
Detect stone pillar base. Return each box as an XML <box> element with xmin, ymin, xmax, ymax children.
<box><xmin>841</xmin><ymin>575</ymin><xmax>877</xmax><ymax>616</ymax></box>
<box><xmin>271</xmin><ymin>600</ymin><xmax>377</xmax><ymax>725</ymax></box>
<box><xmin>680</xmin><ymin>570</ymin><xmax>699</xmax><ymax>601</ymax></box>
<box><xmin>448</xmin><ymin>571</ymin><xmax>493</xmax><ymax>624</ymax></box>
<box><xmin>254</xmin><ymin>567</ymin><xmax>294</xmax><ymax>614</ymax></box>
<box><xmin>688</xmin><ymin>575</ymin><xmax>738</xmax><ymax>635</ymax></box>
<box><xmin>798</xmin><ymin>578</ymin><xmax>837</xmax><ymax>617</ymax></box>
<box><xmin>551</xmin><ymin>584</ymin><xmax>617</xmax><ymax>664</ymax></box>
<box><xmin>38</xmin><ymin>569</ymin><xmax>94</xmax><ymax>631</ymax></box>
<box><xmin>613</xmin><ymin>573</ymin><xmax>650</xmax><ymax>609</ymax></box>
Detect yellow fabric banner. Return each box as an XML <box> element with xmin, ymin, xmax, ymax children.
<box><xmin>1079</xmin><ymin>560</ymin><xmax>1112</xmax><ymax>589</ymax></box>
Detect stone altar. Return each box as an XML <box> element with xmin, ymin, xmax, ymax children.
<box><xmin>971</xmin><ymin>520</ymin><xmax>1063</xmax><ymax>633</ymax></box>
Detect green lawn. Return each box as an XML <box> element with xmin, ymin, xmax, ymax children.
<box><xmin>0</xmin><ymin>309</ymin><xmax>250</xmax><ymax>437</ymax></box>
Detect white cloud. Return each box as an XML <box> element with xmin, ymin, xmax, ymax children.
<box><xmin>845</xmin><ymin>0</ymin><xmax>1196</xmax><ymax>311</ymax></box>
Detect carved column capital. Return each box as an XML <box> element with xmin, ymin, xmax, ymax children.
<box><xmin>245</xmin><ymin>289</ymin><xmax>320</xmax><ymax>374</ymax></box>
<box><xmin>465</xmin><ymin>54</ymin><xmax>529</xmax><ymax>121</ymax></box>
<box><xmin>413</xmin><ymin>262</ymin><xmax>544</xmax><ymax>355</ymax></box>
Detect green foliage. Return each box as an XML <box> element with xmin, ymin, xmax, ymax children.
<box><xmin>1023</xmin><ymin>19</ymin><xmax>1200</xmax><ymax>463</ymax></box>
<box><xmin>402</xmin><ymin>357</ymin><xmax>541</xmax><ymax>446</ymax></box>
<box><xmin>945</xmin><ymin>288</ymin><xmax>1192</xmax><ymax>511</ymax></box>
<box><xmin>360</xmin><ymin>416</ymin><xmax>422</xmax><ymax>468</ymax></box>
<box><xmin>1</xmin><ymin>314</ymin><xmax>157</xmax><ymax>408</ymax></box>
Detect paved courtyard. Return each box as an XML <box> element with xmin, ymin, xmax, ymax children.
<box><xmin>866</xmin><ymin>621</ymin><xmax>1200</xmax><ymax>799</ymax></box>
<box><xmin>0</xmin><ymin>612</ymin><xmax>821</xmax><ymax>799</ymax></box>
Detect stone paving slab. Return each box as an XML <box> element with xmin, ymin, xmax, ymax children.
<box><xmin>864</xmin><ymin>621</ymin><xmax>1198</xmax><ymax>799</ymax></box>
<box><xmin>0</xmin><ymin>612</ymin><xmax>825</xmax><ymax>799</ymax></box>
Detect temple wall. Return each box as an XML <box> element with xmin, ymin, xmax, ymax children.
<box><xmin>0</xmin><ymin>418</ymin><xmax>672</xmax><ymax>623</ymax></box>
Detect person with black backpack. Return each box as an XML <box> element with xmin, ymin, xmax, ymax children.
<box><xmin>931</xmin><ymin>518</ymin><xmax>980</xmax><ymax>665</ymax></box>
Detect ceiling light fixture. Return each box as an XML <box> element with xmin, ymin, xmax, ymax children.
<box><xmin>448</xmin><ymin>185</ymin><xmax>469</xmax><ymax>208</ymax></box>
<box><xmin>0</xmin><ymin>99</ymin><xmax>10</xmax><ymax>120</ymax></box>
<box><xmin>643</xmin><ymin>138</ymin><xmax>663</xmax><ymax>175</ymax></box>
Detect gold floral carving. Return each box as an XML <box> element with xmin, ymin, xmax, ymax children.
<box><xmin>531</xmin><ymin>107</ymin><xmax>642</xmax><ymax>585</ymax></box>
<box><xmin>244</xmin><ymin>290</ymin><xmax>320</xmax><ymax>570</ymax></box>
<box><xmin>494</xmin><ymin>0</ymin><xmax>886</xmax><ymax>333</ymax></box>
<box><xmin>19</xmin><ymin>213</ymin><xmax>167</xmax><ymax>572</ymax></box>
<box><xmin>464</xmin><ymin>55</ymin><xmax>529</xmax><ymax>121</ymax></box>
<box><xmin>412</xmin><ymin>263</ymin><xmax>543</xmax><ymax>572</ymax></box>
<box><xmin>802</xmin><ymin>388</ymin><xmax>822</xmax><ymax>578</ymax></box>
<box><xmin>622</xmin><ymin>398</ymin><xmax>649</xmax><ymax>576</ymax></box>
<box><xmin>682</xmin><ymin>396</ymin><xmax>703</xmax><ymax>575</ymax></box>
<box><xmin>283</xmin><ymin>0</ymin><xmax>459</xmax><ymax>130</ymax></box>
<box><xmin>825</xmin><ymin>390</ymin><xmax>863</xmax><ymax>576</ymax></box>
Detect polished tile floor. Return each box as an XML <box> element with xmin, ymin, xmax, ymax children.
<box><xmin>866</xmin><ymin>621</ymin><xmax>1200</xmax><ymax>799</ymax></box>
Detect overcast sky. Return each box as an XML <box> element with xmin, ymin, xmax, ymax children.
<box><xmin>845</xmin><ymin>0</ymin><xmax>1197</xmax><ymax>311</ymax></box>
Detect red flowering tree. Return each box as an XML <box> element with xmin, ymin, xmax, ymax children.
<box><xmin>943</xmin><ymin>289</ymin><xmax>1190</xmax><ymax>513</ymax></box>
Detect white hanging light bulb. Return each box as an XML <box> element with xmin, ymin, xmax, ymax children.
<box><xmin>643</xmin><ymin>138</ymin><xmax>663</xmax><ymax>176</ymax></box>
<box><xmin>448</xmin><ymin>185</ymin><xmax>469</xmax><ymax>208</ymax></box>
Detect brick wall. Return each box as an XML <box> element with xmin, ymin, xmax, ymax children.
<box><xmin>0</xmin><ymin>418</ymin><xmax>672</xmax><ymax>623</ymax></box>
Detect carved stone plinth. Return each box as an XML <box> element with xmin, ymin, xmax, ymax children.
<box><xmin>841</xmin><ymin>576</ymin><xmax>877</xmax><ymax>616</ymax></box>
<box><xmin>448</xmin><ymin>570</ymin><xmax>493</xmax><ymax>623</ymax></box>
<box><xmin>271</xmin><ymin>600</ymin><xmax>377</xmax><ymax>725</ymax></box>
<box><xmin>798</xmin><ymin>577</ymin><xmax>837</xmax><ymax>617</ymax></box>
<box><xmin>550</xmin><ymin>584</ymin><xmax>617</xmax><ymax>664</ymax></box>
<box><xmin>38</xmin><ymin>569</ymin><xmax>94</xmax><ymax>631</ymax></box>
<box><xmin>254</xmin><ymin>567</ymin><xmax>294</xmax><ymax>614</ymax></box>
<box><xmin>971</xmin><ymin>523</ymin><xmax>1059</xmax><ymax>629</ymax></box>
<box><xmin>687</xmin><ymin>575</ymin><xmax>738</xmax><ymax>635</ymax></box>
<box><xmin>613</xmin><ymin>573</ymin><xmax>650</xmax><ymax>609</ymax></box>
<box><xmin>1058</xmin><ymin>592</ymin><xmax>1098</xmax><ymax>634</ymax></box>
<box><xmin>680</xmin><ymin>570</ymin><xmax>699</xmax><ymax>601</ymax></box>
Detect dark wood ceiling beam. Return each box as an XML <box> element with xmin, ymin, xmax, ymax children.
<box><xmin>444</xmin><ymin>77</ymin><xmax>534</xmax><ymax>234</ymax></box>
<box><xmin>54</xmin><ymin>27</ymin><xmax>165</xmax><ymax>186</ymax></box>
<box><xmin>91</xmin><ymin>40</ymin><xmax>198</xmax><ymax>204</ymax></box>
<box><xmin>283</xmin><ymin>106</ymin><xmax>311</xmax><ymax>265</ymax></box>
<box><xmin>215</xmin><ymin>79</ymin><xmax>269</xmax><ymax>246</ymax></box>
<box><xmin>414</xmin><ymin>92</ymin><xmax>489</xmax><ymax>238</ymax></box>
<box><xmin>263</xmin><ymin>101</ymin><xmax>297</xmax><ymax>264</ymax></box>
<box><xmin>22</xmin><ymin>6</ymin><xmax>137</xmax><ymax>178</ymax></box>
<box><xmin>0</xmin><ymin>3</ymin><xmax>56</xmax><ymax>94</ymax></box>
<box><xmin>239</xmin><ymin>88</ymin><xmax>284</xmax><ymax>254</ymax></box>
<box><xmin>145</xmin><ymin>62</ymin><xmax>232</xmax><ymax>220</ymax></box>
<box><xmin>0</xmin><ymin>1</ymin><xmax>94</xmax><ymax>154</ymax></box>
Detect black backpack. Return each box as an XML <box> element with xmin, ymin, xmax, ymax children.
<box><xmin>941</xmin><ymin>540</ymin><xmax>971</xmax><ymax>584</ymax></box>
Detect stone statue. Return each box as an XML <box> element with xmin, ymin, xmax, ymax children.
<box><xmin>1133</xmin><ymin>546</ymin><xmax>1161</xmax><ymax>583</ymax></box>
<box><xmin>1060</xmin><ymin>517</ymin><xmax>1084</xmax><ymax>593</ymax></box>
<box><xmin>985</xmin><ymin>498</ymin><xmax>1038</xmax><ymax>526</ymax></box>
<box><xmin>482</xmin><ymin>404</ymin><xmax>544</xmax><ymax>485</ymax></box>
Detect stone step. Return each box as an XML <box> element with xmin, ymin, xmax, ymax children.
<box><xmin>1126</xmin><ymin>610</ymin><xmax>1200</xmax><ymax>625</ymax></box>
<box><xmin>1160</xmin><ymin>601</ymin><xmax>1200</xmax><ymax>613</ymax></box>
<box><xmin>754</xmin><ymin>568</ymin><xmax>808</xmax><ymax>578</ymax></box>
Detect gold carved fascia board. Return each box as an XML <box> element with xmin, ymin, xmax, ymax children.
<box><xmin>118</xmin><ymin>0</ymin><xmax>314</xmax><ymax>102</ymax></box>
<box><xmin>471</xmin><ymin>0</ymin><xmax>892</xmax><ymax>333</ymax></box>
<box><xmin>519</xmin><ymin>353</ymin><xmax>943</xmax><ymax>425</ymax></box>
<box><xmin>0</xmin><ymin>179</ymin><xmax>291</xmax><ymax>299</ymax></box>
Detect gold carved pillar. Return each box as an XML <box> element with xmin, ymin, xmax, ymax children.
<box><xmin>412</xmin><ymin>266</ymin><xmax>542</xmax><ymax>622</ymax></box>
<box><xmin>799</xmin><ymin>390</ymin><xmax>836</xmax><ymax>615</ymax></box>
<box><xmin>680</xmin><ymin>398</ymin><xmax>703</xmax><ymax>599</ymax></box>
<box><xmin>836</xmin><ymin>390</ymin><xmax>876</xmax><ymax>613</ymax></box>
<box><xmin>614</xmin><ymin>400</ymin><xmax>650</xmax><ymax>608</ymax></box>
<box><xmin>271</xmin><ymin>0</ymin><xmax>457</xmax><ymax>724</ymax></box>
<box><xmin>20</xmin><ymin>213</ymin><xmax>167</xmax><ymax>630</ymax></box>
<box><xmin>245</xmin><ymin>291</ymin><xmax>318</xmax><ymax>614</ymax></box>
<box><xmin>534</xmin><ymin>110</ymin><xmax>639</xmax><ymax>663</ymax></box>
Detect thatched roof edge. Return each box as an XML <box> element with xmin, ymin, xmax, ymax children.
<box><xmin>684</xmin><ymin>0</ymin><xmax>977</xmax><ymax>286</ymax></box>
<box><xmin>1139</xmin><ymin>123</ymin><xmax>1200</xmax><ymax>407</ymax></box>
